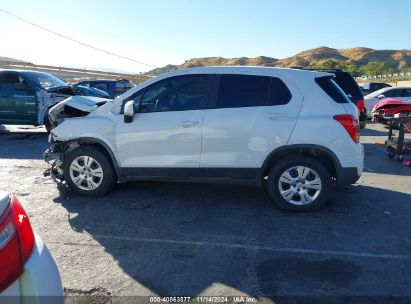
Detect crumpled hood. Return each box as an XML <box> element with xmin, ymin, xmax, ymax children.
<box><xmin>48</xmin><ymin>95</ymin><xmax>110</xmax><ymax>127</ymax></box>
<box><xmin>373</xmin><ymin>98</ymin><xmax>411</xmax><ymax>111</ymax></box>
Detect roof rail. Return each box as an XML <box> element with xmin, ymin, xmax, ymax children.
<box><xmin>290</xmin><ymin>67</ymin><xmax>343</xmax><ymax>72</ymax></box>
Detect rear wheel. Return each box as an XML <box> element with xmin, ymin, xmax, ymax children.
<box><xmin>359</xmin><ymin>111</ymin><xmax>367</xmax><ymax>129</ymax></box>
<box><xmin>63</xmin><ymin>146</ymin><xmax>115</xmax><ymax>197</ymax></box>
<box><xmin>266</xmin><ymin>155</ymin><xmax>332</xmax><ymax>211</ymax></box>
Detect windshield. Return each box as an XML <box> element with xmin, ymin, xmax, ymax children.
<box><xmin>24</xmin><ymin>72</ymin><xmax>67</xmax><ymax>89</ymax></box>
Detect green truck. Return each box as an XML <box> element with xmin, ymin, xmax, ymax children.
<box><xmin>0</xmin><ymin>70</ymin><xmax>74</xmax><ymax>131</ymax></box>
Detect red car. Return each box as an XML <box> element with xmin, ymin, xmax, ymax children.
<box><xmin>371</xmin><ymin>98</ymin><xmax>411</xmax><ymax>123</ymax></box>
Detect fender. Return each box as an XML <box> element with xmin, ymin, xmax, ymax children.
<box><xmin>260</xmin><ymin>144</ymin><xmax>343</xmax><ymax>184</ymax></box>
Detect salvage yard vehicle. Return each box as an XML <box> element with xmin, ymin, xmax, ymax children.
<box><xmin>0</xmin><ymin>69</ymin><xmax>77</xmax><ymax>132</ymax></box>
<box><xmin>44</xmin><ymin>67</ymin><xmax>364</xmax><ymax>211</ymax></box>
<box><xmin>0</xmin><ymin>192</ymin><xmax>63</xmax><ymax>302</ymax></box>
<box><xmin>71</xmin><ymin>85</ymin><xmax>111</xmax><ymax>98</ymax></box>
<box><xmin>371</xmin><ymin>98</ymin><xmax>411</xmax><ymax>123</ymax></box>
<box><xmin>75</xmin><ymin>79</ymin><xmax>133</xmax><ymax>99</ymax></box>
<box><xmin>364</xmin><ymin>86</ymin><xmax>411</xmax><ymax>116</ymax></box>
<box><xmin>360</xmin><ymin>82</ymin><xmax>391</xmax><ymax>95</ymax></box>
<box><xmin>320</xmin><ymin>69</ymin><xmax>367</xmax><ymax>129</ymax></box>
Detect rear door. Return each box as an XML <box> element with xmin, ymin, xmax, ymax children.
<box><xmin>200</xmin><ymin>73</ymin><xmax>303</xmax><ymax>170</ymax></box>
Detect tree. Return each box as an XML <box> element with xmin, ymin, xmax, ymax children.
<box><xmin>358</xmin><ymin>62</ymin><xmax>394</xmax><ymax>76</ymax></box>
<box><xmin>312</xmin><ymin>59</ymin><xmax>360</xmax><ymax>76</ymax></box>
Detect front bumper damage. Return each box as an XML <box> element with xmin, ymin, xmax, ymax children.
<box><xmin>43</xmin><ymin>139</ymin><xmax>68</xmax><ymax>192</ymax></box>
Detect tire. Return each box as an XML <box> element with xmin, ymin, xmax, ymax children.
<box><xmin>266</xmin><ymin>155</ymin><xmax>332</xmax><ymax>211</ymax></box>
<box><xmin>359</xmin><ymin>112</ymin><xmax>367</xmax><ymax>129</ymax></box>
<box><xmin>63</xmin><ymin>146</ymin><xmax>115</xmax><ymax>197</ymax></box>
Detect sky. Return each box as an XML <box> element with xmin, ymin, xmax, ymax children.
<box><xmin>1</xmin><ymin>0</ymin><xmax>410</xmax><ymax>73</ymax></box>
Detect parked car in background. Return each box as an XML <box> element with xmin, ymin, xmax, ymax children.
<box><xmin>45</xmin><ymin>67</ymin><xmax>364</xmax><ymax>211</ymax></box>
<box><xmin>360</xmin><ymin>82</ymin><xmax>391</xmax><ymax>95</ymax></box>
<box><xmin>71</xmin><ymin>85</ymin><xmax>111</xmax><ymax>98</ymax></box>
<box><xmin>0</xmin><ymin>70</ymin><xmax>75</xmax><ymax>131</ymax></box>
<box><xmin>371</xmin><ymin>98</ymin><xmax>411</xmax><ymax>123</ymax></box>
<box><xmin>75</xmin><ymin>79</ymin><xmax>132</xmax><ymax>98</ymax></box>
<box><xmin>364</xmin><ymin>87</ymin><xmax>411</xmax><ymax>116</ymax></box>
<box><xmin>0</xmin><ymin>192</ymin><xmax>63</xmax><ymax>302</ymax></box>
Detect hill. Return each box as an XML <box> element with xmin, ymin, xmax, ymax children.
<box><xmin>147</xmin><ymin>47</ymin><xmax>411</xmax><ymax>75</ymax></box>
<box><xmin>0</xmin><ymin>56</ymin><xmax>31</xmax><ymax>64</ymax></box>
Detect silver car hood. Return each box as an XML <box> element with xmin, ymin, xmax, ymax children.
<box><xmin>49</xmin><ymin>96</ymin><xmax>110</xmax><ymax>126</ymax></box>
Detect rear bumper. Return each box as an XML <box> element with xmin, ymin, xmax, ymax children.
<box><xmin>21</xmin><ymin>233</ymin><xmax>63</xmax><ymax>300</ymax></box>
<box><xmin>329</xmin><ymin>140</ymin><xmax>364</xmax><ymax>186</ymax></box>
<box><xmin>338</xmin><ymin>167</ymin><xmax>361</xmax><ymax>186</ymax></box>
<box><xmin>1</xmin><ymin>234</ymin><xmax>64</xmax><ymax>304</ymax></box>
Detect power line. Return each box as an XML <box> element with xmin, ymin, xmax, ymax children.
<box><xmin>0</xmin><ymin>8</ymin><xmax>159</xmax><ymax>69</ymax></box>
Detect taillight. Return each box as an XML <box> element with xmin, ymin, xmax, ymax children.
<box><xmin>0</xmin><ymin>194</ymin><xmax>35</xmax><ymax>293</ymax></box>
<box><xmin>333</xmin><ymin>114</ymin><xmax>360</xmax><ymax>143</ymax></box>
<box><xmin>356</xmin><ymin>99</ymin><xmax>365</xmax><ymax>112</ymax></box>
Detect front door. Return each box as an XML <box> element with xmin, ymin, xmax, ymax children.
<box><xmin>0</xmin><ymin>72</ymin><xmax>37</xmax><ymax>124</ymax></box>
<box><xmin>116</xmin><ymin>74</ymin><xmax>210</xmax><ymax>171</ymax></box>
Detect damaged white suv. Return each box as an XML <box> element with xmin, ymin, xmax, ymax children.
<box><xmin>44</xmin><ymin>67</ymin><xmax>364</xmax><ymax>211</ymax></box>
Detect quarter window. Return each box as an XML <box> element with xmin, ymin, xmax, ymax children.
<box><xmin>268</xmin><ymin>77</ymin><xmax>292</xmax><ymax>106</ymax></box>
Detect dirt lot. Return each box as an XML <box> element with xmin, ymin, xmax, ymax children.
<box><xmin>0</xmin><ymin>123</ymin><xmax>411</xmax><ymax>303</ymax></box>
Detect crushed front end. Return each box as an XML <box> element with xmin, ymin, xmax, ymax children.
<box><xmin>43</xmin><ymin>136</ymin><xmax>67</xmax><ymax>186</ymax></box>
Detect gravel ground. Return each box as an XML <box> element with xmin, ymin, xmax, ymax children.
<box><xmin>0</xmin><ymin>122</ymin><xmax>410</xmax><ymax>304</ymax></box>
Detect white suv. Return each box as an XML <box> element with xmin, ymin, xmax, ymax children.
<box><xmin>44</xmin><ymin>67</ymin><xmax>364</xmax><ymax>211</ymax></box>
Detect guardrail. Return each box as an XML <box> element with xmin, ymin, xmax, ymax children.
<box><xmin>0</xmin><ymin>61</ymin><xmax>150</xmax><ymax>83</ymax></box>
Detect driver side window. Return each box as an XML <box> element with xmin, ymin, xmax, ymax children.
<box><xmin>135</xmin><ymin>75</ymin><xmax>207</xmax><ymax>113</ymax></box>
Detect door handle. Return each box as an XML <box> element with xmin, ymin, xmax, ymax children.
<box><xmin>178</xmin><ymin>120</ymin><xmax>199</xmax><ymax>127</ymax></box>
<box><xmin>265</xmin><ymin>113</ymin><xmax>287</xmax><ymax>120</ymax></box>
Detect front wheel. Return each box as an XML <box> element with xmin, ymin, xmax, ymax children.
<box><xmin>266</xmin><ymin>155</ymin><xmax>332</xmax><ymax>211</ymax></box>
<box><xmin>63</xmin><ymin>146</ymin><xmax>115</xmax><ymax>197</ymax></box>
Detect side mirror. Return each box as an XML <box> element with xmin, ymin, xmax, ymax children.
<box><xmin>124</xmin><ymin>100</ymin><xmax>134</xmax><ymax>123</ymax></box>
<box><xmin>377</xmin><ymin>94</ymin><xmax>385</xmax><ymax>99</ymax></box>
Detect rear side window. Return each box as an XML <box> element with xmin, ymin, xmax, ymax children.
<box><xmin>94</xmin><ymin>83</ymin><xmax>108</xmax><ymax>92</ymax></box>
<box><xmin>115</xmin><ymin>82</ymin><xmax>131</xmax><ymax>92</ymax></box>
<box><xmin>333</xmin><ymin>72</ymin><xmax>363</xmax><ymax>102</ymax></box>
<box><xmin>215</xmin><ymin>75</ymin><xmax>291</xmax><ymax>108</ymax></box>
<box><xmin>400</xmin><ymin>89</ymin><xmax>411</xmax><ymax>97</ymax></box>
<box><xmin>316</xmin><ymin>76</ymin><xmax>350</xmax><ymax>104</ymax></box>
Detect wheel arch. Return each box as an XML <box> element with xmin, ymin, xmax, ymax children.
<box><xmin>260</xmin><ymin>144</ymin><xmax>342</xmax><ymax>185</ymax></box>
<box><xmin>66</xmin><ymin>137</ymin><xmax>120</xmax><ymax>181</ymax></box>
